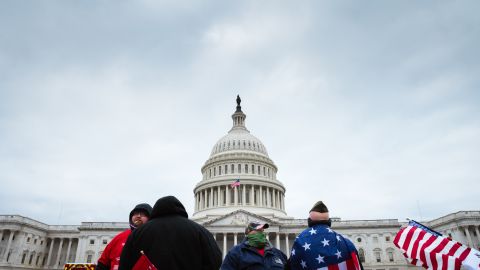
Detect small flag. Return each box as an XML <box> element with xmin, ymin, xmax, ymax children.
<box><xmin>394</xmin><ymin>220</ymin><xmax>480</xmax><ymax>270</ymax></box>
<box><xmin>230</xmin><ymin>179</ymin><xmax>240</xmax><ymax>188</ymax></box>
<box><xmin>132</xmin><ymin>250</ymin><xmax>158</xmax><ymax>270</ymax></box>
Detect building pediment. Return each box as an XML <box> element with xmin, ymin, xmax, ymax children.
<box><xmin>203</xmin><ymin>209</ymin><xmax>275</xmax><ymax>227</ymax></box>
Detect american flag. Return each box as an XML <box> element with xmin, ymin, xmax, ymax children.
<box><xmin>393</xmin><ymin>220</ymin><xmax>480</xmax><ymax>270</ymax></box>
<box><xmin>230</xmin><ymin>179</ymin><xmax>240</xmax><ymax>188</ymax></box>
<box><xmin>132</xmin><ymin>250</ymin><xmax>158</xmax><ymax>270</ymax></box>
<box><xmin>289</xmin><ymin>224</ymin><xmax>362</xmax><ymax>270</ymax></box>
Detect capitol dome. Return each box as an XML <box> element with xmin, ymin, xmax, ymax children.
<box><xmin>192</xmin><ymin>96</ymin><xmax>287</xmax><ymax>220</ymax></box>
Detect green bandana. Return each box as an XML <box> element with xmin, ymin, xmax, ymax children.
<box><xmin>247</xmin><ymin>232</ymin><xmax>267</xmax><ymax>248</ymax></box>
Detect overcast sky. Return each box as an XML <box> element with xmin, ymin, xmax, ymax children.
<box><xmin>0</xmin><ymin>1</ymin><xmax>479</xmax><ymax>225</ymax></box>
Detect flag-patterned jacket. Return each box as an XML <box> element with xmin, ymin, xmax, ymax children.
<box><xmin>289</xmin><ymin>223</ymin><xmax>362</xmax><ymax>270</ymax></box>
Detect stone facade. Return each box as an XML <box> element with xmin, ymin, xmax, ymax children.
<box><xmin>1</xmin><ymin>98</ymin><xmax>479</xmax><ymax>270</ymax></box>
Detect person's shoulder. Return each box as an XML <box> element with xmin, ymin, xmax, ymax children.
<box><xmin>225</xmin><ymin>242</ymin><xmax>244</xmax><ymax>256</ymax></box>
<box><xmin>271</xmin><ymin>247</ymin><xmax>286</xmax><ymax>256</ymax></box>
<box><xmin>112</xmin><ymin>229</ymin><xmax>130</xmax><ymax>240</ymax></box>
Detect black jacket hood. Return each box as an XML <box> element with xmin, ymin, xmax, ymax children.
<box><xmin>151</xmin><ymin>196</ymin><xmax>188</xmax><ymax>219</ymax></box>
<box><xmin>129</xmin><ymin>203</ymin><xmax>153</xmax><ymax>230</ymax></box>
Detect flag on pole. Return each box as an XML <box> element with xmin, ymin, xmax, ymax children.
<box><xmin>393</xmin><ymin>220</ymin><xmax>480</xmax><ymax>270</ymax></box>
<box><xmin>132</xmin><ymin>250</ymin><xmax>158</xmax><ymax>270</ymax></box>
<box><xmin>230</xmin><ymin>179</ymin><xmax>240</xmax><ymax>188</ymax></box>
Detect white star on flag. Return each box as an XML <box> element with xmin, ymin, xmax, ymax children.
<box><xmin>335</xmin><ymin>249</ymin><xmax>342</xmax><ymax>259</ymax></box>
<box><xmin>291</xmin><ymin>249</ymin><xmax>296</xmax><ymax>256</ymax></box>
<box><xmin>300</xmin><ymin>260</ymin><xmax>307</xmax><ymax>268</ymax></box>
<box><xmin>316</xmin><ymin>254</ymin><xmax>325</xmax><ymax>263</ymax></box>
<box><xmin>309</xmin><ymin>228</ymin><xmax>317</xmax><ymax>235</ymax></box>
<box><xmin>327</xmin><ymin>227</ymin><xmax>333</xmax><ymax>233</ymax></box>
<box><xmin>302</xmin><ymin>242</ymin><xmax>311</xmax><ymax>251</ymax></box>
<box><xmin>336</xmin><ymin>235</ymin><xmax>341</xmax><ymax>241</ymax></box>
<box><xmin>321</xmin><ymin>238</ymin><xmax>329</xmax><ymax>247</ymax></box>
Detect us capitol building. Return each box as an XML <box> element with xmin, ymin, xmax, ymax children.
<box><xmin>1</xmin><ymin>97</ymin><xmax>479</xmax><ymax>270</ymax></box>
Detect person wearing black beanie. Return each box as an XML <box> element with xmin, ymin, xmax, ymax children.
<box><xmin>96</xmin><ymin>203</ymin><xmax>152</xmax><ymax>270</ymax></box>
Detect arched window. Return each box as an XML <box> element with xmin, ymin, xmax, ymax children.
<box><xmin>219</xmin><ymin>166</ymin><xmax>222</xmax><ymax>175</ymax></box>
<box><xmin>386</xmin><ymin>248</ymin><xmax>395</xmax><ymax>262</ymax></box>
<box><xmin>231</xmin><ymin>164</ymin><xmax>234</xmax><ymax>173</ymax></box>
<box><xmin>214</xmin><ymin>167</ymin><xmax>216</xmax><ymax>176</ymax></box>
<box><xmin>374</xmin><ymin>248</ymin><xmax>382</xmax><ymax>262</ymax></box>
<box><xmin>358</xmin><ymin>248</ymin><xmax>365</xmax><ymax>263</ymax></box>
<box><xmin>225</xmin><ymin>165</ymin><xmax>228</xmax><ymax>174</ymax></box>
<box><xmin>245</xmin><ymin>164</ymin><xmax>248</xmax><ymax>173</ymax></box>
<box><xmin>257</xmin><ymin>166</ymin><xmax>261</xmax><ymax>175</ymax></box>
<box><xmin>263</xmin><ymin>167</ymin><xmax>266</xmax><ymax>176</ymax></box>
<box><xmin>252</xmin><ymin>165</ymin><xmax>255</xmax><ymax>174</ymax></box>
<box><xmin>238</xmin><ymin>164</ymin><xmax>241</xmax><ymax>173</ymax></box>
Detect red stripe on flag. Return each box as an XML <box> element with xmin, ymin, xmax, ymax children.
<box><xmin>393</xmin><ymin>227</ymin><xmax>406</xmax><ymax>246</ymax></box>
<box><xmin>402</xmin><ymin>226</ymin><xmax>417</xmax><ymax>251</ymax></box>
<box><xmin>328</xmin><ymin>263</ymin><xmax>340</xmax><ymax>270</ymax></box>
<box><xmin>410</xmin><ymin>229</ymin><xmax>426</xmax><ymax>259</ymax></box>
<box><xmin>349</xmin><ymin>251</ymin><xmax>361</xmax><ymax>270</ymax></box>
<box><xmin>448</xmin><ymin>242</ymin><xmax>461</xmax><ymax>257</ymax></box>
<box><xmin>458</xmin><ymin>246</ymin><xmax>471</xmax><ymax>261</ymax></box>
<box><xmin>419</xmin><ymin>235</ymin><xmax>437</xmax><ymax>265</ymax></box>
<box><xmin>429</xmin><ymin>237</ymin><xmax>450</xmax><ymax>269</ymax></box>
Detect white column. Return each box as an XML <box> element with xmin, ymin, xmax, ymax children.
<box><xmin>267</xmin><ymin>187</ymin><xmax>271</xmax><ymax>207</ymax></box>
<box><xmin>46</xmin><ymin>238</ymin><xmax>55</xmax><ymax>267</ymax></box>
<box><xmin>217</xmin><ymin>186</ymin><xmax>221</xmax><ymax>206</ymax></box>
<box><xmin>2</xmin><ymin>231</ymin><xmax>15</xmax><ymax>262</ymax></box>
<box><xmin>242</xmin><ymin>186</ymin><xmax>246</xmax><ymax>205</ymax></box>
<box><xmin>274</xmin><ymin>190</ymin><xmax>278</xmax><ymax>208</ymax></box>
<box><xmin>223</xmin><ymin>233</ymin><xmax>227</xmax><ymax>258</ymax></box>
<box><xmin>259</xmin><ymin>186</ymin><xmax>263</xmax><ymax>206</ymax></box>
<box><xmin>205</xmin><ymin>190</ymin><xmax>209</xmax><ymax>208</ymax></box>
<box><xmin>475</xmin><ymin>227</ymin><xmax>480</xmax><ymax>249</ymax></box>
<box><xmin>54</xmin><ymin>238</ymin><xmax>64</xmax><ymax>267</ymax></box>
<box><xmin>234</xmin><ymin>186</ymin><xmax>238</xmax><ymax>205</ymax></box>
<box><xmin>285</xmin><ymin>234</ymin><xmax>290</xmax><ymax>257</ymax></box>
<box><xmin>250</xmin><ymin>185</ymin><xmax>254</xmax><ymax>205</ymax></box>
<box><xmin>226</xmin><ymin>185</ymin><xmax>230</xmax><ymax>206</ymax></box>
<box><xmin>465</xmin><ymin>226</ymin><xmax>474</xmax><ymax>247</ymax></box>
<box><xmin>276</xmin><ymin>233</ymin><xmax>280</xmax><ymax>249</ymax></box>
<box><xmin>65</xmin><ymin>238</ymin><xmax>72</xmax><ymax>264</ymax></box>
<box><xmin>234</xmin><ymin>233</ymin><xmax>238</xmax><ymax>246</ymax></box>
<box><xmin>199</xmin><ymin>191</ymin><xmax>203</xmax><ymax>209</ymax></box>
<box><xmin>209</xmin><ymin>187</ymin><xmax>213</xmax><ymax>208</ymax></box>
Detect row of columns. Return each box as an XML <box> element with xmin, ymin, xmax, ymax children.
<box><xmin>460</xmin><ymin>225</ymin><xmax>480</xmax><ymax>249</ymax></box>
<box><xmin>45</xmin><ymin>237</ymin><xmax>75</xmax><ymax>268</ymax></box>
<box><xmin>0</xmin><ymin>229</ymin><xmax>76</xmax><ymax>268</ymax></box>
<box><xmin>195</xmin><ymin>184</ymin><xmax>285</xmax><ymax>211</ymax></box>
<box><xmin>212</xmin><ymin>232</ymin><xmax>293</xmax><ymax>258</ymax></box>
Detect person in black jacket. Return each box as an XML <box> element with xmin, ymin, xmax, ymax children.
<box><xmin>221</xmin><ymin>221</ymin><xmax>287</xmax><ymax>269</ymax></box>
<box><xmin>118</xmin><ymin>195</ymin><xmax>222</xmax><ymax>270</ymax></box>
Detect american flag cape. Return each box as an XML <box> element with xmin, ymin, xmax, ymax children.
<box><xmin>230</xmin><ymin>179</ymin><xmax>240</xmax><ymax>188</ymax></box>
<box><xmin>289</xmin><ymin>224</ymin><xmax>361</xmax><ymax>270</ymax></box>
<box><xmin>394</xmin><ymin>220</ymin><xmax>480</xmax><ymax>270</ymax></box>
<box><xmin>132</xmin><ymin>251</ymin><xmax>158</xmax><ymax>270</ymax></box>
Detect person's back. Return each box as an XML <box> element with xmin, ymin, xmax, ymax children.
<box><xmin>288</xmin><ymin>201</ymin><xmax>362</xmax><ymax>270</ymax></box>
<box><xmin>118</xmin><ymin>196</ymin><xmax>222</xmax><ymax>270</ymax></box>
